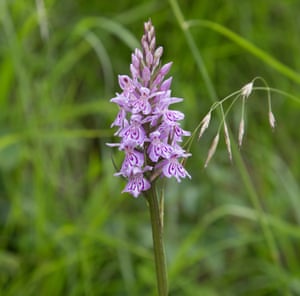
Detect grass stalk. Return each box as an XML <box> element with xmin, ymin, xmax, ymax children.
<box><xmin>168</xmin><ymin>0</ymin><xmax>282</xmax><ymax>272</ymax></box>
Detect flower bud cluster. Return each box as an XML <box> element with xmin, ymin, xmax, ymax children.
<box><xmin>108</xmin><ymin>20</ymin><xmax>191</xmax><ymax>197</ymax></box>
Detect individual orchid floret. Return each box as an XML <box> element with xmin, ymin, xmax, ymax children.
<box><xmin>118</xmin><ymin>75</ymin><xmax>136</xmax><ymax>96</ymax></box>
<box><xmin>156</xmin><ymin>152</ymin><xmax>192</xmax><ymax>182</ymax></box>
<box><xmin>119</xmin><ymin>144</ymin><xmax>145</xmax><ymax>177</ymax></box>
<box><xmin>147</xmin><ymin>131</ymin><xmax>173</xmax><ymax>162</ymax></box>
<box><xmin>131</xmin><ymin>87</ymin><xmax>158</xmax><ymax>115</ymax></box>
<box><xmin>122</xmin><ymin>166</ymin><xmax>152</xmax><ymax>198</ymax></box>
<box><xmin>119</xmin><ymin>114</ymin><xmax>147</xmax><ymax>146</ymax></box>
<box><xmin>108</xmin><ymin>20</ymin><xmax>191</xmax><ymax>197</ymax></box>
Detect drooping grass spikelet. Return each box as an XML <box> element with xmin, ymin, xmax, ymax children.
<box><xmin>241</xmin><ymin>81</ymin><xmax>253</xmax><ymax>98</ymax></box>
<box><xmin>195</xmin><ymin>77</ymin><xmax>277</xmax><ymax>167</ymax></box>
<box><xmin>238</xmin><ymin>95</ymin><xmax>246</xmax><ymax>147</ymax></box>
<box><xmin>204</xmin><ymin>133</ymin><xmax>220</xmax><ymax>168</ymax></box>
<box><xmin>238</xmin><ymin>118</ymin><xmax>245</xmax><ymax>147</ymax></box>
<box><xmin>265</xmin><ymin>79</ymin><xmax>276</xmax><ymax>130</ymax></box>
<box><xmin>269</xmin><ymin>111</ymin><xmax>276</xmax><ymax>129</ymax></box>
<box><xmin>198</xmin><ymin>112</ymin><xmax>211</xmax><ymax>140</ymax></box>
<box><xmin>223</xmin><ymin>122</ymin><xmax>232</xmax><ymax>161</ymax></box>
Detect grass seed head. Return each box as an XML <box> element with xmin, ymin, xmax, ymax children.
<box><xmin>269</xmin><ymin>111</ymin><xmax>276</xmax><ymax>129</ymax></box>
<box><xmin>238</xmin><ymin>118</ymin><xmax>245</xmax><ymax>147</ymax></box>
<box><xmin>204</xmin><ymin>133</ymin><xmax>220</xmax><ymax>168</ymax></box>
<box><xmin>198</xmin><ymin>112</ymin><xmax>211</xmax><ymax>140</ymax></box>
<box><xmin>241</xmin><ymin>82</ymin><xmax>253</xmax><ymax>98</ymax></box>
<box><xmin>224</xmin><ymin>122</ymin><xmax>232</xmax><ymax>161</ymax></box>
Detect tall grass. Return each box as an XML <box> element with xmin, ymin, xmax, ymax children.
<box><xmin>1</xmin><ymin>0</ymin><xmax>300</xmax><ymax>295</ymax></box>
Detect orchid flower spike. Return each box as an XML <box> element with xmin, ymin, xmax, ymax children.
<box><xmin>108</xmin><ymin>20</ymin><xmax>191</xmax><ymax>197</ymax></box>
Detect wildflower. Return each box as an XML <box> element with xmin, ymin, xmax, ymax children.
<box><xmin>108</xmin><ymin>20</ymin><xmax>191</xmax><ymax>197</ymax></box>
<box><xmin>119</xmin><ymin>144</ymin><xmax>145</xmax><ymax>177</ymax></box>
<box><xmin>147</xmin><ymin>131</ymin><xmax>173</xmax><ymax>162</ymax></box>
<box><xmin>119</xmin><ymin>114</ymin><xmax>147</xmax><ymax>146</ymax></box>
<box><xmin>156</xmin><ymin>151</ymin><xmax>192</xmax><ymax>182</ymax></box>
<box><xmin>122</xmin><ymin>166</ymin><xmax>152</xmax><ymax>198</ymax></box>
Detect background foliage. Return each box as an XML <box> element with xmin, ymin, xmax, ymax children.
<box><xmin>1</xmin><ymin>0</ymin><xmax>300</xmax><ymax>295</ymax></box>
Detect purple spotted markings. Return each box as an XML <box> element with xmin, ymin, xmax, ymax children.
<box><xmin>108</xmin><ymin>20</ymin><xmax>191</xmax><ymax>197</ymax></box>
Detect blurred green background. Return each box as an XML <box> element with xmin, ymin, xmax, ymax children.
<box><xmin>1</xmin><ymin>0</ymin><xmax>300</xmax><ymax>295</ymax></box>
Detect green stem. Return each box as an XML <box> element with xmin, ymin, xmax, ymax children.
<box><xmin>169</xmin><ymin>0</ymin><xmax>280</xmax><ymax>267</ymax></box>
<box><xmin>145</xmin><ymin>184</ymin><xmax>168</xmax><ymax>296</ymax></box>
<box><xmin>232</xmin><ymin>142</ymin><xmax>279</xmax><ymax>264</ymax></box>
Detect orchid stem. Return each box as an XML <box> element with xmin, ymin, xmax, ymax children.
<box><xmin>146</xmin><ymin>184</ymin><xmax>168</xmax><ymax>296</ymax></box>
